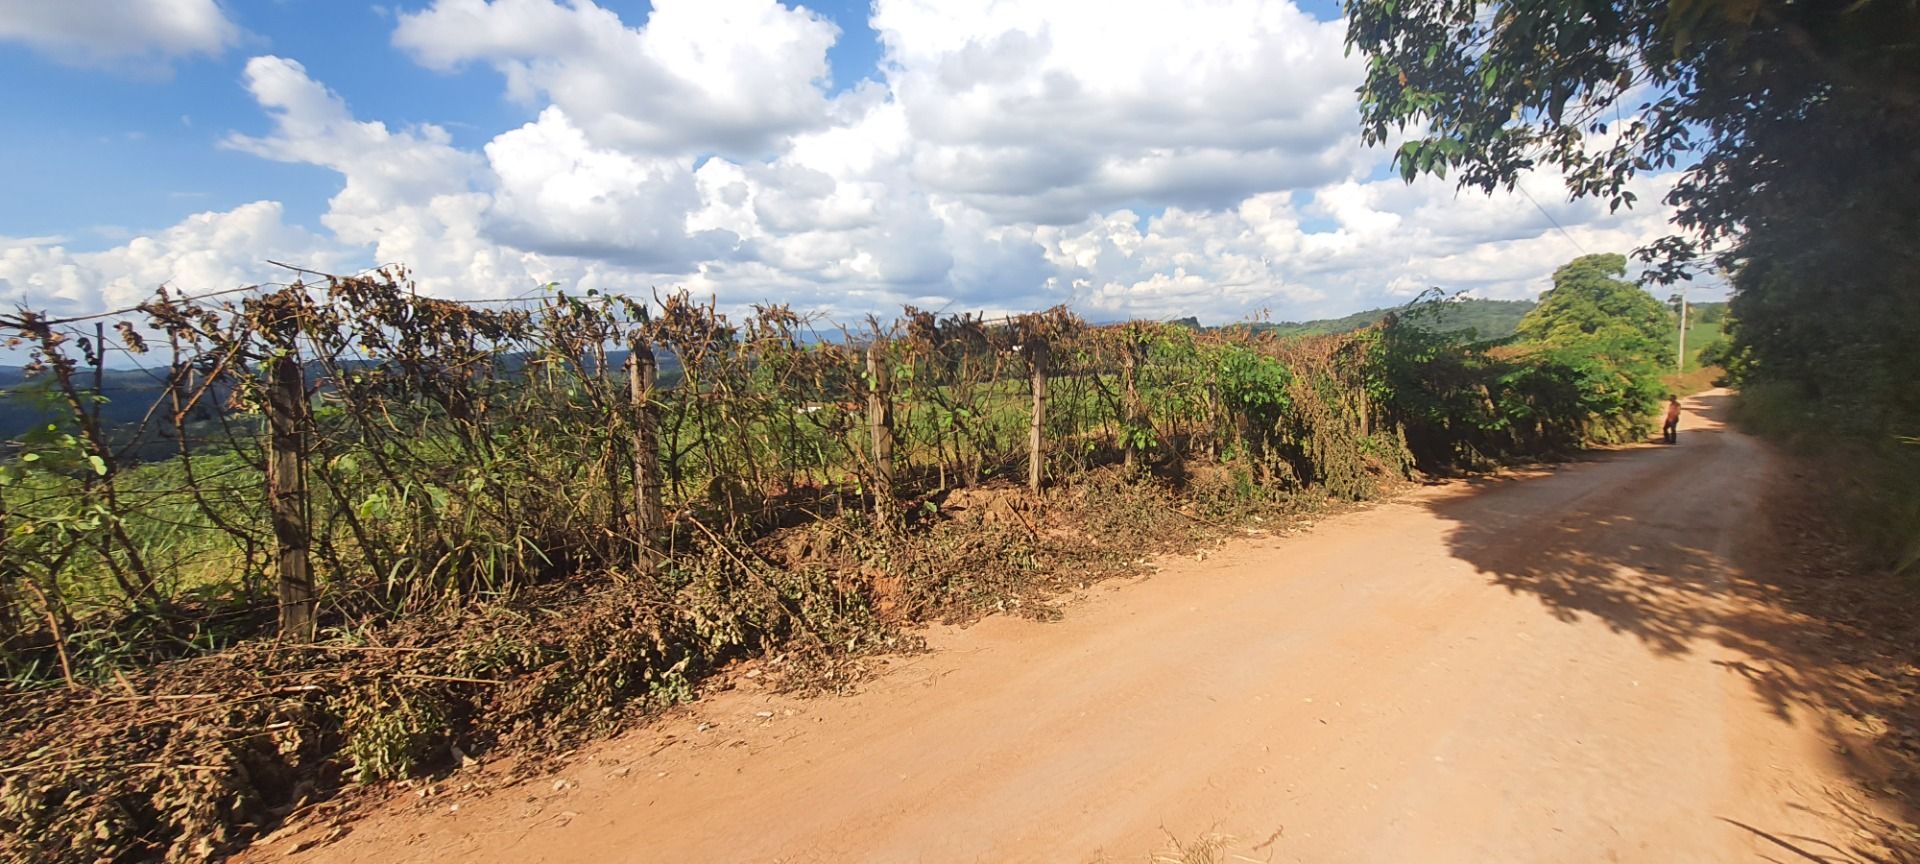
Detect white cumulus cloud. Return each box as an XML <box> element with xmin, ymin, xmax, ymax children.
<box><xmin>221</xmin><ymin>56</ymin><xmax>559</xmax><ymax>296</ymax></box>
<box><xmin>873</xmin><ymin>0</ymin><xmax>1365</xmax><ymax>223</ymax></box>
<box><xmin>483</xmin><ymin>107</ymin><xmax>738</xmax><ymax>268</ymax></box>
<box><xmin>0</xmin><ymin>202</ymin><xmax>345</xmax><ymax>315</ymax></box>
<box><xmin>225</xmin><ymin>56</ymin><xmax>482</xmax><ymax>233</ymax></box>
<box><xmin>392</xmin><ymin>0</ymin><xmax>839</xmax><ymax>158</ymax></box>
<box><xmin>220</xmin><ymin>56</ymin><xmax>742</xmax><ymax>295</ymax></box>
<box><xmin>0</xmin><ymin>0</ymin><xmax>239</xmax><ymax>67</ymax></box>
<box><xmin>1039</xmin><ymin>170</ymin><xmax>1683</xmax><ymax>323</ymax></box>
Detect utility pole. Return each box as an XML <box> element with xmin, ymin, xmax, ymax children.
<box><xmin>1675</xmin><ymin>286</ymin><xmax>1689</xmax><ymax>373</ymax></box>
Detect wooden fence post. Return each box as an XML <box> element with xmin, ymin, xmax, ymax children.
<box><xmin>1122</xmin><ymin>338</ymin><xmax>1145</xmax><ymax>473</ymax></box>
<box><xmin>629</xmin><ymin>343</ymin><xmax>666</xmax><ymax>559</ymax></box>
<box><xmin>1358</xmin><ymin>385</ymin><xmax>1371</xmax><ymax>438</ymax></box>
<box><xmin>1027</xmin><ymin>338</ymin><xmax>1050</xmax><ymax>495</ymax></box>
<box><xmin>867</xmin><ymin>338</ymin><xmax>897</xmax><ymax>521</ymax></box>
<box><xmin>266</xmin><ymin>354</ymin><xmax>316</xmax><ymax>642</ymax></box>
<box><xmin>1204</xmin><ymin>386</ymin><xmax>1222</xmax><ymax>460</ymax></box>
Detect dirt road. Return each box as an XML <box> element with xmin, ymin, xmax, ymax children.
<box><xmin>264</xmin><ymin>391</ymin><xmax>1913</xmax><ymax>863</ymax></box>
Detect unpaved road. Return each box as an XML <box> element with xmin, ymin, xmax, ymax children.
<box><xmin>263</xmin><ymin>391</ymin><xmax>1914</xmax><ymax>863</ymax></box>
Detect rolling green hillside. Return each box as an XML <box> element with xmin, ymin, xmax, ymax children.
<box><xmin>1677</xmin><ymin>301</ymin><xmax>1727</xmax><ymax>373</ymax></box>
<box><xmin>1201</xmin><ymin>298</ymin><xmax>1727</xmax><ymax>373</ymax></box>
<box><xmin>1216</xmin><ymin>298</ymin><xmax>1538</xmax><ymax>341</ymax></box>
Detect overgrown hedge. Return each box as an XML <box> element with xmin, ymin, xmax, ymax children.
<box><xmin>1</xmin><ymin>272</ymin><xmax>1661</xmax><ymax>861</ymax></box>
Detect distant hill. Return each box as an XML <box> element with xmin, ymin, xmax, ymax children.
<box><xmin>0</xmin><ymin>349</ymin><xmax>691</xmax><ymax>447</ymax></box>
<box><xmin>1245</xmin><ymin>299</ymin><xmax>1731</xmax><ymax>369</ymax></box>
<box><xmin>1227</xmin><ymin>298</ymin><xmax>1539</xmax><ymax>341</ymax></box>
<box><xmin>0</xmin><ymin>364</ymin><xmax>179</xmax><ymax>442</ymax></box>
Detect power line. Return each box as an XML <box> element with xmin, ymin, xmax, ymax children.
<box><xmin>27</xmin><ymin>285</ymin><xmax>263</xmax><ymax>326</ymax></box>
<box><xmin>21</xmin><ymin>278</ymin><xmax>561</xmax><ymax>329</ymax></box>
<box><xmin>18</xmin><ymin>262</ymin><xmax>497</xmax><ymax>327</ymax></box>
<box><xmin>1515</xmin><ymin>183</ymin><xmax>1588</xmax><ymax>256</ymax></box>
<box><xmin>18</xmin><ymin>265</ymin><xmax>1060</xmax><ymax>337</ymax></box>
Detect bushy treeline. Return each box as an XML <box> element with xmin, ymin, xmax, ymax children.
<box><xmin>1703</xmin><ymin>102</ymin><xmax>1920</xmax><ymax>573</ymax></box>
<box><xmin>1719</xmin><ymin>267</ymin><xmax>1920</xmax><ymax>573</ymax></box>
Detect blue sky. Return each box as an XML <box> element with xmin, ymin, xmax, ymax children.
<box><xmin>0</xmin><ymin>0</ymin><xmax>1688</xmax><ymax>324</ymax></box>
<box><xmin>4</xmin><ymin>0</ymin><xmax>1349</xmax><ymax>245</ymax></box>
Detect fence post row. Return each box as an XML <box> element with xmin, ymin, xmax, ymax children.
<box><xmin>265</xmin><ymin>353</ymin><xmax>316</xmax><ymax>642</ymax></box>
<box><xmin>867</xmin><ymin>338</ymin><xmax>895</xmax><ymax>513</ymax></box>
<box><xmin>629</xmin><ymin>341</ymin><xmax>666</xmax><ymax>563</ymax></box>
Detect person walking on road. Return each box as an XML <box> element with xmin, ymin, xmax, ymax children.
<box><xmin>1662</xmin><ymin>396</ymin><xmax>1682</xmax><ymax>444</ymax></box>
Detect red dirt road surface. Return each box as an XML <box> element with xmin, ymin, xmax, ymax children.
<box><xmin>255</xmin><ymin>391</ymin><xmax>1916</xmax><ymax>863</ymax></box>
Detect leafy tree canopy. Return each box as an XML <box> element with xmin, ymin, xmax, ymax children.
<box><xmin>1516</xmin><ymin>253</ymin><xmax>1671</xmax><ymax>364</ymax></box>
<box><xmin>1344</xmin><ymin>0</ymin><xmax>1920</xmax><ymax>273</ymax></box>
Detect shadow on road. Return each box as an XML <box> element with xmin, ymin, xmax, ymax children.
<box><xmin>1427</xmin><ymin>391</ymin><xmax>1920</xmax><ymax>861</ymax></box>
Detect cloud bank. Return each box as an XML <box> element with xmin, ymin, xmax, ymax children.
<box><xmin>2</xmin><ymin>0</ymin><xmax>1685</xmax><ymax>324</ymax></box>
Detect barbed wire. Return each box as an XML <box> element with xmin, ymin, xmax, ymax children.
<box><xmin>14</xmin><ymin>262</ymin><xmax>1070</xmax><ymax>336</ymax></box>
<box><xmin>17</xmin><ymin>262</ymin><xmax>464</xmax><ymax>327</ymax></box>
<box><xmin>23</xmin><ymin>285</ymin><xmax>263</xmax><ymax>327</ymax></box>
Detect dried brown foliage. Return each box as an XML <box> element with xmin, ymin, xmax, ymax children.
<box><xmin>0</xmin><ymin>271</ymin><xmax>1614</xmax><ymax>861</ymax></box>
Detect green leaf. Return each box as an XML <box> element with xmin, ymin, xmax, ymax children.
<box><xmin>88</xmin><ymin>455</ymin><xmax>108</xmax><ymax>476</ymax></box>
<box><xmin>357</xmin><ymin>493</ymin><xmax>390</xmax><ymax>521</ymax></box>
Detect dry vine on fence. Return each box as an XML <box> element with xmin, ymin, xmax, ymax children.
<box><xmin>1</xmin><ymin>269</ymin><xmax>1636</xmax><ymax>861</ymax></box>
